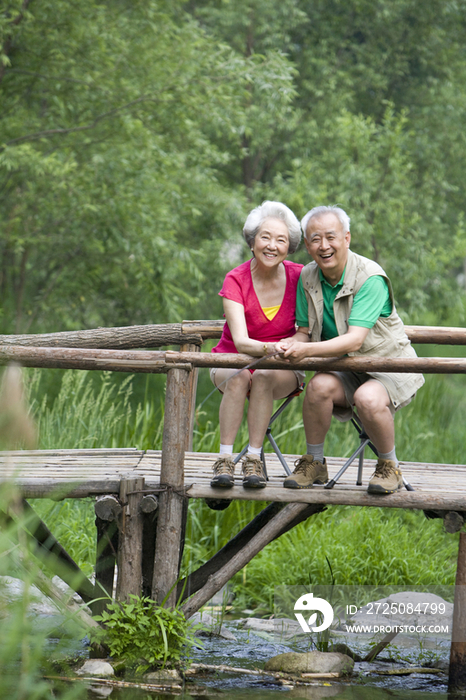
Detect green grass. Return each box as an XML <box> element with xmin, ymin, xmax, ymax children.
<box><xmin>20</xmin><ymin>367</ymin><xmax>466</xmax><ymax>614</ymax></box>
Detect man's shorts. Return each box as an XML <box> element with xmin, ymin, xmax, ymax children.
<box><xmin>329</xmin><ymin>370</ymin><xmax>416</xmax><ymax>423</ymax></box>
<box><xmin>210</xmin><ymin>367</ymin><xmax>306</xmax><ymax>394</ymax></box>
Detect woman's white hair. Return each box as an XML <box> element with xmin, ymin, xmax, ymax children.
<box><xmin>301</xmin><ymin>206</ymin><xmax>350</xmax><ymax>238</ymax></box>
<box><xmin>243</xmin><ymin>201</ymin><xmax>301</xmax><ymax>254</ymax></box>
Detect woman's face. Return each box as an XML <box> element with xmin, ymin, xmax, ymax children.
<box><xmin>251</xmin><ymin>217</ymin><xmax>290</xmax><ymax>268</ymax></box>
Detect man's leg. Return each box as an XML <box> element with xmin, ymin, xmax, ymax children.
<box><xmin>284</xmin><ymin>372</ymin><xmax>347</xmax><ymax>489</ymax></box>
<box><xmin>302</xmin><ymin>372</ymin><xmax>348</xmax><ymax>443</ymax></box>
<box><xmin>353</xmin><ymin>380</ymin><xmax>403</xmax><ymax>494</ymax></box>
<box><xmin>352</xmin><ymin>380</ymin><xmax>394</xmax><ymax>454</ymax></box>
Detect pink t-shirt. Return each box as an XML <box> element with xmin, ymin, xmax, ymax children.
<box><xmin>212</xmin><ymin>259</ymin><xmax>303</xmax><ymax>354</ymax></box>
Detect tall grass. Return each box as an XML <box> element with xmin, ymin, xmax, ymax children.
<box><xmin>20</xmin><ymin>368</ymin><xmax>466</xmax><ymax>614</ymax></box>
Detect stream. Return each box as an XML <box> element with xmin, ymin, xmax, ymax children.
<box><xmin>52</xmin><ymin>616</ymin><xmax>454</xmax><ymax>700</ymax></box>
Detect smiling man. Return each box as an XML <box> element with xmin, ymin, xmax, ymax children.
<box><xmin>276</xmin><ymin>205</ymin><xmax>425</xmax><ymax>494</ymax></box>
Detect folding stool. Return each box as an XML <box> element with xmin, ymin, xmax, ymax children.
<box><xmin>324</xmin><ymin>412</ymin><xmax>414</xmax><ymax>491</ymax></box>
<box><xmin>205</xmin><ymin>382</ymin><xmax>305</xmax><ymax>510</ymax></box>
<box><xmin>234</xmin><ymin>382</ymin><xmax>306</xmax><ymax>480</ymax></box>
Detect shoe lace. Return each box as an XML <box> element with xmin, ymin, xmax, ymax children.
<box><xmin>213</xmin><ymin>456</ymin><xmax>234</xmax><ymax>475</ymax></box>
<box><xmin>372</xmin><ymin>460</ymin><xmax>395</xmax><ymax>479</ymax></box>
<box><xmin>293</xmin><ymin>456</ymin><xmax>315</xmax><ymax>475</ymax></box>
<box><xmin>242</xmin><ymin>456</ymin><xmax>263</xmax><ymax>476</ymax></box>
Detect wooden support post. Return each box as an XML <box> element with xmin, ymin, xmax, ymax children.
<box><xmin>177</xmin><ymin>502</ymin><xmax>324</xmax><ymax>602</ymax></box>
<box><xmin>94</xmin><ymin>495</ymin><xmax>121</xmax><ymax>615</ymax></box>
<box><xmin>181</xmin><ymin>502</ymin><xmax>310</xmax><ymax>619</ymax></box>
<box><xmin>116</xmin><ymin>476</ymin><xmax>145</xmax><ymax>602</ymax></box>
<box><xmin>142</xmin><ymin>509</ymin><xmax>158</xmax><ymax>598</ymax></box>
<box><xmin>152</xmin><ymin>367</ymin><xmax>191</xmax><ymax>607</ymax></box>
<box><xmin>180</xmin><ymin>343</ymin><xmax>200</xmax><ymax>451</ymax></box>
<box><xmin>449</xmin><ymin>531</ymin><xmax>466</xmax><ymax>692</ymax></box>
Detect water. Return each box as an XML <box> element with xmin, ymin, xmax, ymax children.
<box><xmin>75</xmin><ymin>619</ymin><xmax>457</xmax><ymax>700</ymax></box>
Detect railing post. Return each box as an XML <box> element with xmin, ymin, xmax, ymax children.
<box><xmin>152</xmin><ymin>367</ymin><xmax>191</xmax><ymax>607</ymax></box>
<box><xmin>449</xmin><ymin>531</ymin><xmax>466</xmax><ymax>692</ymax></box>
<box><xmin>180</xmin><ymin>343</ymin><xmax>200</xmax><ymax>451</ymax></box>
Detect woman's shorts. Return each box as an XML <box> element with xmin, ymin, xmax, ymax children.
<box><xmin>209</xmin><ymin>367</ymin><xmax>306</xmax><ymax>394</ymax></box>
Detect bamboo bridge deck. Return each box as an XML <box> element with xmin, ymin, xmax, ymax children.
<box><xmin>2</xmin><ymin>448</ymin><xmax>466</xmax><ymax>511</ymax></box>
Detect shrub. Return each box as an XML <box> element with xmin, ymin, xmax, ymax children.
<box><xmin>91</xmin><ymin>595</ymin><xmax>198</xmax><ymax>671</ymax></box>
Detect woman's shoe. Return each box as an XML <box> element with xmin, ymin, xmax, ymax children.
<box><xmin>241</xmin><ymin>454</ymin><xmax>267</xmax><ymax>489</ymax></box>
<box><xmin>210</xmin><ymin>455</ymin><xmax>235</xmax><ymax>488</ymax></box>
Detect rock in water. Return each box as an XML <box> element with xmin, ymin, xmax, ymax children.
<box><xmin>264</xmin><ymin>650</ymin><xmax>354</xmax><ymax>675</ymax></box>
<box><xmin>76</xmin><ymin>659</ymin><xmax>115</xmax><ymax>677</ymax></box>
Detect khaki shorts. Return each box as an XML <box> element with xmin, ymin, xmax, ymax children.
<box><xmin>329</xmin><ymin>370</ymin><xmax>415</xmax><ymax>423</ymax></box>
<box><xmin>209</xmin><ymin>367</ymin><xmax>306</xmax><ymax>394</ymax></box>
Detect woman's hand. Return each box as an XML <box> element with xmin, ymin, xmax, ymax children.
<box><xmin>277</xmin><ymin>339</ymin><xmax>311</xmax><ymax>362</ymax></box>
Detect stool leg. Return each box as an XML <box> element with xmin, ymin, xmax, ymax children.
<box><xmin>233</xmin><ymin>445</ymin><xmax>248</xmax><ymax>465</ymax></box>
<box><xmin>357</xmin><ymin>448</ymin><xmax>364</xmax><ymax>485</ymax></box>
<box><xmin>325</xmin><ymin>438</ymin><xmax>370</xmax><ymax>489</ymax></box>
<box><xmin>266</xmin><ymin>430</ymin><xmax>292</xmax><ymax>476</ymax></box>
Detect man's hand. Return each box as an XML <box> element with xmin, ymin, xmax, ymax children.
<box><xmin>275</xmin><ymin>339</ymin><xmax>310</xmax><ymax>362</ymax></box>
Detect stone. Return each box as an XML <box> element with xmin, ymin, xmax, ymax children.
<box><xmin>76</xmin><ymin>659</ymin><xmax>115</xmax><ymax>677</ymax></box>
<box><xmin>241</xmin><ymin>617</ymin><xmax>302</xmax><ymax>639</ymax></box>
<box><xmin>189</xmin><ymin>611</ymin><xmax>237</xmax><ymax>641</ymax></box>
<box><xmin>264</xmin><ymin>650</ymin><xmax>354</xmax><ymax>675</ymax></box>
<box><xmin>144</xmin><ymin>668</ymin><xmax>183</xmax><ymax>684</ymax></box>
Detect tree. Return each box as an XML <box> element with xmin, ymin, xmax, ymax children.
<box><xmin>0</xmin><ymin>0</ymin><xmax>253</xmax><ymax>332</ymax></box>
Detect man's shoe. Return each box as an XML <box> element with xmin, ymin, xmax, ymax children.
<box><xmin>367</xmin><ymin>459</ymin><xmax>403</xmax><ymax>494</ymax></box>
<box><xmin>242</xmin><ymin>454</ymin><xmax>267</xmax><ymax>489</ymax></box>
<box><xmin>210</xmin><ymin>455</ymin><xmax>235</xmax><ymax>488</ymax></box>
<box><xmin>283</xmin><ymin>454</ymin><xmax>328</xmax><ymax>489</ymax></box>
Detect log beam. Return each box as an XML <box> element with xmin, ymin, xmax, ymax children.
<box><xmin>2</xmin><ymin>320</ymin><xmax>466</xmax><ymax>347</ymax></box>
<box><xmin>181</xmin><ymin>502</ymin><xmax>312</xmax><ymax>619</ymax></box>
<box><xmin>0</xmin><ymin>324</ymin><xmax>203</xmax><ymax>349</ymax></box>
<box><xmin>4</xmin><ymin>344</ymin><xmax>466</xmax><ymax>374</ymax></box>
<box><xmin>177</xmin><ymin>502</ymin><xmax>324</xmax><ymax>602</ymax></box>
<box><xmin>20</xmin><ymin>500</ymin><xmax>96</xmax><ymax>604</ymax></box>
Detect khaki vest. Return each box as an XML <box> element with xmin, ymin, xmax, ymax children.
<box><xmin>300</xmin><ymin>249</ymin><xmax>425</xmax><ymax>408</ymax></box>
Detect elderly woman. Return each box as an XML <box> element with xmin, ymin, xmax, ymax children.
<box><xmin>210</xmin><ymin>201</ymin><xmax>303</xmax><ymax>489</ymax></box>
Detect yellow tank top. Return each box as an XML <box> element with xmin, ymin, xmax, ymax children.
<box><xmin>262</xmin><ymin>304</ymin><xmax>281</xmax><ymax>321</ymax></box>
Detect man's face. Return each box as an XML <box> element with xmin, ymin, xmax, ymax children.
<box><xmin>304</xmin><ymin>212</ymin><xmax>350</xmax><ymax>283</ymax></box>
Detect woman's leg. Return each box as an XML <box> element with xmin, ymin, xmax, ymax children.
<box><xmin>213</xmin><ymin>368</ymin><xmax>251</xmax><ymax>446</ymax></box>
<box><xmin>247</xmin><ymin>369</ymin><xmax>298</xmax><ymax>449</ymax></box>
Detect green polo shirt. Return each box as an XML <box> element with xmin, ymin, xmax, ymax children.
<box><xmin>295</xmin><ymin>269</ymin><xmax>392</xmax><ymax>340</ymax></box>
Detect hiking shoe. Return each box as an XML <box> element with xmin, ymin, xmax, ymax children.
<box><xmin>283</xmin><ymin>454</ymin><xmax>328</xmax><ymax>489</ymax></box>
<box><xmin>210</xmin><ymin>455</ymin><xmax>235</xmax><ymax>488</ymax></box>
<box><xmin>367</xmin><ymin>459</ymin><xmax>403</xmax><ymax>494</ymax></box>
<box><xmin>241</xmin><ymin>454</ymin><xmax>267</xmax><ymax>489</ymax></box>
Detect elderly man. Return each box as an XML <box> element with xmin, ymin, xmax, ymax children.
<box><xmin>276</xmin><ymin>205</ymin><xmax>424</xmax><ymax>494</ymax></box>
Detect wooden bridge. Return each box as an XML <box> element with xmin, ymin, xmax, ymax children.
<box><xmin>1</xmin><ymin>319</ymin><xmax>466</xmax><ymax>689</ymax></box>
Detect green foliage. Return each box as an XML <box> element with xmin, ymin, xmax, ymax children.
<box><xmin>27</xmin><ymin>368</ymin><xmax>164</xmax><ymax>451</ymax></box>
<box><xmin>229</xmin><ymin>506</ymin><xmax>458</xmax><ymax>614</ymax></box>
<box><xmin>0</xmin><ymin>483</ymin><xmax>88</xmax><ymax>699</ymax></box>
<box><xmin>91</xmin><ymin>595</ymin><xmax>198</xmax><ymax>670</ymax></box>
<box><xmin>3</xmin><ymin>0</ymin><xmax>466</xmax><ymax>331</ymax></box>
<box><xmin>0</xmin><ymin>0</ymin><xmax>252</xmax><ymax>332</ymax></box>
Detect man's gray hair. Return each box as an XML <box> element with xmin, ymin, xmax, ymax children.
<box><xmin>301</xmin><ymin>206</ymin><xmax>350</xmax><ymax>238</ymax></box>
<box><xmin>243</xmin><ymin>201</ymin><xmax>302</xmax><ymax>254</ymax></box>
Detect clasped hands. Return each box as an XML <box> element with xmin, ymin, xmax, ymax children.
<box><xmin>272</xmin><ymin>339</ymin><xmax>310</xmax><ymax>362</ymax></box>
